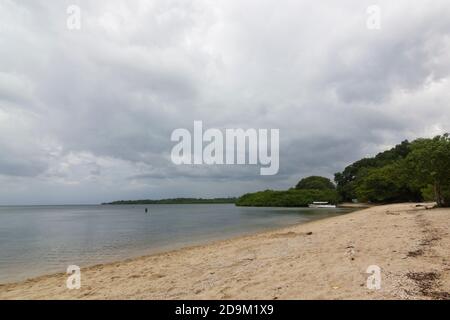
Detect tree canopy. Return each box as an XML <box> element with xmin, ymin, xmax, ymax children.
<box><xmin>235</xmin><ymin>189</ymin><xmax>339</xmax><ymax>207</ymax></box>
<box><xmin>236</xmin><ymin>175</ymin><xmax>338</xmax><ymax>207</ymax></box>
<box><xmin>334</xmin><ymin>134</ymin><xmax>450</xmax><ymax>207</ymax></box>
<box><xmin>295</xmin><ymin>176</ymin><xmax>335</xmax><ymax>190</ymax></box>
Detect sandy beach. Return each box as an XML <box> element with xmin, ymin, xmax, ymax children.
<box><xmin>0</xmin><ymin>203</ymin><xmax>449</xmax><ymax>300</ymax></box>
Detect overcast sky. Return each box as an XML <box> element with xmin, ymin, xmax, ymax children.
<box><xmin>1</xmin><ymin>0</ymin><xmax>450</xmax><ymax>205</ymax></box>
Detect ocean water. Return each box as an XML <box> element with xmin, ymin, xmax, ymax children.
<box><xmin>0</xmin><ymin>204</ymin><xmax>354</xmax><ymax>284</ymax></box>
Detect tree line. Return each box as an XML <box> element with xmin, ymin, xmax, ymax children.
<box><xmin>236</xmin><ymin>176</ymin><xmax>338</xmax><ymax>207</ymax></box>
<box><xmin>237</xmin><ymin>134</ymin><xmax>450</xmax><ymax>207</ymax></box>
<box><xmin>335</xmin><ymin>134</ymin><xmax>450</xmax><ymax>207</ymax></box>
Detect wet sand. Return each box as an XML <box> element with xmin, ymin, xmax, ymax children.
<box><xmin>0</xmin><ymin>203</ymin><xmax>449</xmax><ymax>300</ymax></box>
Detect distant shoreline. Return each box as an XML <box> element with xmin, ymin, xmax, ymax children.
<box><xmin>102</xmin><ymin>198</ymin><xmax>373</xmax><ymax>208</ymax></box>
<box><xmin>102</xmin><ymin>197</ymin><xmax>237</xmax><ymax>205</ymax></box>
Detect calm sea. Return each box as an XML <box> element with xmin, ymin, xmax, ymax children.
<box><xmin>0</xmin><ymin>204</ymin><xmax>354</xmax><ymax>284</ymax></box>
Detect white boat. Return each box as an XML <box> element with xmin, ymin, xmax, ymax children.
<box><xmin>308</xmin><ymin>201</ymin><xmax>337</xmax><ymax>208</ymax></box>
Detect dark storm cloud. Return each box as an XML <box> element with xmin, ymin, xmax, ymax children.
<box><xmin>1</xmin><ymin>0</ymin><xmax>450</xmax><ymax>204</ymax></box>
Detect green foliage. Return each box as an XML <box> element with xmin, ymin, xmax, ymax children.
<box><xmin>404</xmin><ymin>134</ymin><xmax>450</xmax><ymax>207</ymax></box>
<box><xmin>237</xmin><ymin>175</ymin><xmax>339</xmax><ymax>207</ymax></box>
<box><xmin>355</xmin><ymin>163</ymin><xmax>420</xmax><ymax>203</ymax></box>
<box><xmin>295</xmin><ymin>176</ymin><xmax>335</xmax><ymax>190</ymax></box>
<box><xmin>421</xmin><ymin>185</ymin><xmax>435</xmax><ymax>202</ymax></box>
<box><xmin>235</xmin><ymin>189</ymin><xmax>339</xmax><ymax>207</ymax></box>
<box><xmin>335</xmin><ymin>134</ymin><xmax>450</xmax><ymax>207</ymax></box>
<box><xmin>334</xmin><ymin>140</ymin><xmax>412</xmax><ymax>201</ymax></box>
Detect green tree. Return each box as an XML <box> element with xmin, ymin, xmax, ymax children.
<box><xmin>295</xmin><ymin>176</ymin><xmax>335</xmax><ymax>190</ymax></box>
<box><xmin>236</xmin><ymin>189</ymin><xmax>339</xmax><ymax>207</ymax></box>
<box><xmin>405</xmin><ymin>134</ymin><xmax>450</xmax><ymax>207</ymax></box>
<box><xmin>355</xmin><ymin>162</ymin><xmax>420</xmax><ymax>203</ymax></box>
<box><xmin>237</xmin><ymin>135</ymin><xmax>450</xmax><ymax>208</ymax></box>
<box><xmin>334</xmin><ymin>140</ymin><xmax>411</xmax><ymax>201</ymax></box>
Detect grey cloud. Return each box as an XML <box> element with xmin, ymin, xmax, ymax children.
<box><xmin>0</xmin><ymin>157</ymin><xmax>47</xmax><ymax>177</ymax></box>
<box><xmin>325</xmin><ymin>7</ymin><xmax>450</xmax><ymax>104</ymax></box>
<box><xmin>1</xmin><ymin>0</ymin><xmax>450</xmax><ymax>204</ymax></box>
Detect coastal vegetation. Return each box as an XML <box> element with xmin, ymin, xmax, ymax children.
<box><xmin>335</xmin><ymin>134</ymin><xmax>450</xmax><ymax>207</ymax></box>
<box><xmin>238</xmin><ymin>134</ymin><xmax>450</xmax><ymax>208</ymax></box>
<box><xmin>235</xmin><ymin>189</ymin><xmax>339</xmax><ymax>207</ymax></box>
<box><xmin>295</xmin><ymin>176</ymin><xmax>336</xmax><ymax>190</ymax></box>
<box><xmin>236</xmin><ymin>176</ymin><xmax>338</xmax><ymax>207</ymax></box>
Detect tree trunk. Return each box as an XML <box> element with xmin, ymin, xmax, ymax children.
<box><xmin>434</xmin><ymin>181</ymin><xmax>443</xmax><ymax>207</ymax></box>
